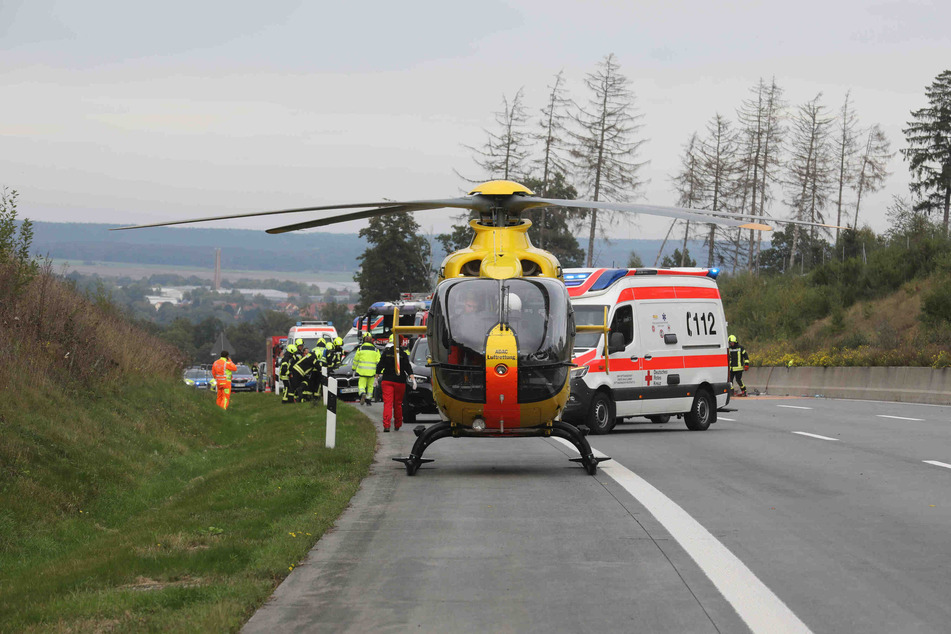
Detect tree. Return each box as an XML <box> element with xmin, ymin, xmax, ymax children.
<box><xmin>902</xmin><ymin>70</ymin><xmax>951</xmax><ymax>234</ymax></box>
<box><xmin>785</xmin><ymin>94</ymin><xmax>835</xmax><ymax>271</ymax></box>
<box><xmin>463</xmin><ymin>88</ymin><xmax>532</xmax><ymax>182</ymax></box>
<box><xmin>0</xmin><ymin>187</ymin><xmax>39</xmax><ymax>295</ymax></box>
<box><xmin>661</xmin><ymin>248</ymin><xmax>696</xmax><ymax>268</ymax></box>
<box><xmin>627</xmin><ymin>251</ymin><xmax>644</xmax><ymax>267</ymax></box>
<box><xmin>321</xmin><ymin>300</ymin><xmax>353</xmax><ymax>334</ymax></box>
<box><xmin>833</xmin><ymin>91</ymin><xmax>859</xmax><ymax>244</ymax></box>
<box><xmin>698</xmin><ymin>114</ymin><xmax>742</xmax><ymax>268</ymax></box>
<box><xmin>355</xmin><ymin>211</ymin><xmax>432</xmax><ymax>313</ymax></box>
<box><xmin>736</xmin><ymin>78</ymin><xmax>786</xmax><ymax>271</ymax></box>
<box><xmin>571</xmin><ymin>54</ymin><xmax>647</xmax><ymax>266</ymax></box>
<box><xmin>521</xmin><ymin>173</ymin><xmax>585</xmax><ymax>267</ymax></box>
<box><xmin>852</xmin><ymin>124</ymin><xmax>893</xmax><ymax>229</ymax></box>
<box><xmin>667</xmin><ymin>132</ymin><xmax>704</xmax><ymax>267</ymax></box>
<box><xmin>533</xmin><ymin>71</ymin><xmax>573</xmax><ymax>248</ymax></box>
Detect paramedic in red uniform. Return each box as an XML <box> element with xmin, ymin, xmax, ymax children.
<box><xmin>375</xmin><ymin>335</ymin><xmax>411</xmax><ymax>432</ymax></box>
<box><xmin>212</xmin><ymin>351</ymin><xmax>238</xmax><ymax>410</ymax></box>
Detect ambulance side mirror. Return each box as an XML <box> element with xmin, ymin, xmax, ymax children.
<box><xmin>664</xmin><ymin>333</ymin><xmax>678</xmax><ymax>345</ymax></box>
<box><xmin>608</xmin><ymin>332</ymin><xmax>626</xmax><ymax>354</ymax></box>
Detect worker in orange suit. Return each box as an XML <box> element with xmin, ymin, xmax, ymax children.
<box><xmin>212</xmin><ymin>350</ymin><xmax>238</xmax><ymax>410</ymax></box>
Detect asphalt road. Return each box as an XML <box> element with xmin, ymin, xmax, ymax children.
<box><xmin>243</xmin><ymin>396</ymin><xmax>951</xmax><ymax>633</ymax></box>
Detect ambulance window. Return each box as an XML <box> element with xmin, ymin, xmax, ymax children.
<box><xmin>610</xmin><ymin>305</ymin><xmax>634</xmax><ymax>347</ymax></box>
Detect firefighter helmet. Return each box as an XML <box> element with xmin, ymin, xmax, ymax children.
<box><xmin>728</xmin><ymin>335</ymin><xmax>737</xmax><ymax>343</ymax></box>
<box><xmin>287</xmin><ymin>344</ymin><xmax>298</xmax><ymax>353</ymax></box>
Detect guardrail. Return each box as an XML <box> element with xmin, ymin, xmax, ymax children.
<box><xmin>744</xmin><ymin>366</ymin><xmax>951</xmax><ymax>405</ymax></box>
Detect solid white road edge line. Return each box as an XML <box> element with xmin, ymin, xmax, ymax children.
<box><xmin>552</xmin><ymin>437</ymin><xmax>813</xmax><ymax>634</ymax></box>
<box><xmin>877</xmin><ymin>415</ymin><xmax>924</xmax><ymax>421</ymax></box>
<box><xmin>792</xmin><ymin>431</ymin><xmax>839</xmax><ymax>441</ymax></box>
<box><xmin>777</xmin><ymin>405</ymin><xmax>813</xmax><ymax>410</ymax></box>
<box><xmin>718</xmin><ymin>416</ymin><xmax>736</xmax><ymax>421</ymax></box>
<box><xmin>923</xmin><ymin>460</ymin><xmax>951</xmax><ymax>470</ymax></box>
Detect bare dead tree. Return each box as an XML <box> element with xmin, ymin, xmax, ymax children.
<box><xmin>463</xmin><ymin>88</ymin><xmax>532</xmax><ymax>182</ymax></box>
<box><xmin>833</xmin><ymin>90</ymin><xmax>859</xmax><ymax>244</ymax></box>
<box><xmin>853</xmin><ymin>124</ymin><xmax>893</xmax><ymax>229</ymax></box>
<box><xmin>785</xmin><ymin>93</ymin><xmax>835</xmax><ymax>271</ymax></box>
<box><xmin>697</xmin><ymin>114</ymin><xmax>742</xmax><ymax>268</ymax></box>
<box><xmin>737</xmin><ymin>78</ymin><xmax>786</xmax><ymax>272</ymax></box>
<box><xmin>533</xmin><ymin>71</ymin><xmax>573</xmax><ymax>248</ymax></box>
<box><xmin>666</xmin><ymin>132</ymin><xmax>704</xmax><ymax>266</ymax></box>
<box><xmin>570</xmin><ymin>54</ymin><xmax>647</xmax><ymax>267</ymax></box>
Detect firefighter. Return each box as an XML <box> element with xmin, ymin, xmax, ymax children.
<box><xmin>279</xmin><ymin>344</ymin><xmax>297</xmax><ymax>404</ymax></box>
<box><xmin>309</xmin><ymin>337</ymin><xmax>328</xmax><ymax>400</ymax></box>
<box><xmin>325</xmin><ymin>336</ymin><xmax>345</xmax><ymax>370</ymax></box>
<box><xmin>375</xmin><ymin>334</ymin><xmax>411</xmax><ymax>432</ymax></box>
<box><xmin>728</xmin><ymin>334</ymin><xmax>750</xmax><ymax>397</ymax></box>
<box><xmin>212</xmin><ymin>350</ymin><xmax>238</xmax><ymax>410</ymax></box>
<box><xmin>353</xmin><ymin>333</ymin><xmax>381</xmax><ymax>406</ymax></box>
<box><xmin>291</xmin><ymin>346</ymin><xmax>320</xmax><ymax>402</ymax></box>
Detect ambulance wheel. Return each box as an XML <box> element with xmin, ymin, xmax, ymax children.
<box><xmin>684</xmin><ymin>390</ymin><xmax>714</xmax><ymax>431</ymax></box>
<box><xmin>586</xmin><ymin>392</ymin><xmax>616</xmax><ymax>435</ymax></box>
<box><xmin>647</xmin><ymin>414</ymin><xmax>670</xmax><ymax>424</ymax></box>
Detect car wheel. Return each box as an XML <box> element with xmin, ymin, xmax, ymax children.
<box><xmin>647</xmin><ymin>414</ymin><xmax>670</xmax><ymax>424</ymax></box>
<box><xmin>684</xmin><ymin>389</ymin><xmax>715</xmax><ymax>431</ymax></box>
<box><xmin>586</xmin><ymin>392</ymin><xmax>615</xmax><ymax>435</ymax></box>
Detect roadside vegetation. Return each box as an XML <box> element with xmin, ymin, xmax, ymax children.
<box><xmin>720</xmin><ymin>215</ymin><xmax>951</xmax><ymax>368</ymax></box>
<box><xmin>0</xmin><ymin>190</ymin><xmax>376</xmax><ymax>632</ymax></box>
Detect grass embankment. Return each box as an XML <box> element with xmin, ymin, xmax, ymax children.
<box><xmin>0</xmin><ymin>261</ymin><xmax>376</xmax><ymax>631</ymax></box>
<box><xmin>0</xmin><ymin>388</ymin><xmax>375</xmax><ymax>632</ymax></box>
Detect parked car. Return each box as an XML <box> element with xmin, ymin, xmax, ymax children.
<box><xmin>328</xmin><ymin>349</ymin><xmax>361</xmax><ymax>401</ymax></box>
<box><xmin>183</xmin><ymin>367</ymin><xmax>212</xmax><ymax>389</ymax></box>
<box><xmin>230</xmin><ymin>364</ymin><xmax>258</xmax><ymax>392</ymax></box>
<box><xmin>403</xmin><ymin>337</ymin><xmax>437</xmax><ymax>426</ymax></box>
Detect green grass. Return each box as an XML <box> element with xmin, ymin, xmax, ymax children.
<box><xmin>0</xmin><ymin>384</ymin><xmax>376</xmax><ymax>633</ymax></box>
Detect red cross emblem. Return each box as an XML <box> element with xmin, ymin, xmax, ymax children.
<box><xmin>644</xmin><ymin>370</ymin><xmax>653</xmax><ymax>386</ymax></box>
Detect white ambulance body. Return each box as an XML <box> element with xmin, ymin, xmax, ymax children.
<box><xmin>563</xmin><ymin>267</ymin><xmax>730</xmax><ymax>434</ymax></box>
<box><xmin>287</xmin><ymin>320</ymin><xmax>338</xmax><ymax>352</ymax></box>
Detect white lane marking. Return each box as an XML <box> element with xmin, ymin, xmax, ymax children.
<box><xmin>777</xmin><ymin>405</ymin><xmax>812</xmax><ymax>410</ymax></box>
<box><xmin>718</xmin><ymin>417</ymin><xmax>736</xmax><ymax>421</ymax></box>
<box><xmin>923</xmin><ymin>460</ymin><xmax>951</xmax><ymax>470</ymax></box>
<box><xmin>877</xmin><ymin>415</ymin><xmax>923</xmax><ymax>421</ymax></box>
<box><xmin>553</xmin><ymin>438</ymin><xmax>812</xmax><ymax>634</ymax></box>
<box><xmin>792</xmin><ymin>431</ymin><xmax>838</xmax><ymax>441</ymax></box>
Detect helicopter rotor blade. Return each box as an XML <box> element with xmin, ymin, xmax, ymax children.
<box><xmin>518</xmin><ymin>197</ymin><xmax>850</xmax><ymax>231</ymax></box>
<box><xmin>111</xmin><ymin>197</ymin><xmax>486</xmax><ymax>231</ymax></box>
<box><xmin>265</xmin><ymin>203</ymin><xmax>449</xmax><ymax>234</ymax></box>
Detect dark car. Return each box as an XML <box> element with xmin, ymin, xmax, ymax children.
<box><xmin>230</xmin><ymin>364</ymin><xmax>257</xmax><ymax>392</ymax></box>
<box><xmin>183</xmin><ymin>367</ymin><xmax>212</xmax><ymax>389</ymax></box>
<box><xmin>403</xmin><ymin>337</ymin><xmax>437</xmax><ymax>426</ymax></box>
<box><xmin>328</xmin><ymin>349</ymin><xmax>361</xmax><ymax>401</ymax></box>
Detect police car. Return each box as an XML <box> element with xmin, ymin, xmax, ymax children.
<box><xmin>562</xmin><ymin>267</ymin><xmax>731</xmax><ymax>434</ymax></box>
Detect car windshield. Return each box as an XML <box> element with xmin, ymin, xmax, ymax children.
<box><xmin>234</xmin><ymin>365</ymin><xmax>253</xmax><ymax>375</ymax></box>
<box><xmin>184</xmin><ymin>369</ymin><xmax>204</xmax><ymax>379</ymax></box>
<box><xmin>411</xmin><ymin>338</ymin><xmax>429</xmax><ymax>364</ymax></box>
<box><xmin>574</xmin><ymin>304</ymin><xmax>609</xmax><ymax>349</ymax></box>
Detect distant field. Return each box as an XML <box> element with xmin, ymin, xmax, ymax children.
<box><xmin>52</xmin><ymin>259</ymin><xmax>359</xmax><ymax>290</ymax></box>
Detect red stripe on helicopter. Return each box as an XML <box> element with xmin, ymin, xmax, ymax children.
<box><xmin>616</xmin><ymin>286</ymin><xmax>721</xmax><ymax>302</ymax></box>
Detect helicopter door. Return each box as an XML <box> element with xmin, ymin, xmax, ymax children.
<box><xmin>606</xmin><ymin>303</ymin><xmax>643</xmax><ymax>417</ymax></box>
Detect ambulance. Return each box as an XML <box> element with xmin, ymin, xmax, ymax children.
<box><xmin>287</xmin><ymin>321</ymin><xmax>338</xmax><ymax>352</ymax></box>
<box><xmin>562</xmin><ymin>267</ymin><xmax>731</xmax><ymax>434</ymax></box>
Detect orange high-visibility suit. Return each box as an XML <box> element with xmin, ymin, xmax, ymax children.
<box><xmin>212</xmin><ymin>356</ymin><xmax>238</xmax><ymax>410</ymax></box>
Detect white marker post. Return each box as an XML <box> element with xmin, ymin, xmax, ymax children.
<box><xmin>326</xmin><ymin>376</ymin><xmax>337</xmax><ymax>449</ymax></box>
<box><xmin>322</xmin><ymin>366</ymin><xmax>329</xmax><ymax>406</ymax></box>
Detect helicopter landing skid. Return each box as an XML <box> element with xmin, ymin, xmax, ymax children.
<box><xmin>392</xmin><ymin>420</ymin><xmax>608</xmax><ymax>476</ymax></box>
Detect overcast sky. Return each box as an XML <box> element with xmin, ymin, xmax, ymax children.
<box><xmin>2</xmin><ymin>0</ymin><xmax>949</xmax><ymax>245</ymax></box>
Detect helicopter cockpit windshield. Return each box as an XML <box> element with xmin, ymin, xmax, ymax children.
<box><xmin>429</xmin><ymin>277</ymin><xmax>574</xmax><ymax>403</ymax></box>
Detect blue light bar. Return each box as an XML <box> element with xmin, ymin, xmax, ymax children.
<box><xmin>708</xmin><ymin>268</ymin><xmax>720</xmax><ymax>279</ymax></box>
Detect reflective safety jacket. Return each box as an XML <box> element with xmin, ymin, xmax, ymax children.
<box><xmin>728</xmin><ymin>344</ymin><xmax>750</xmax><ymax>371</ymax></box>
<box><xmin>352</xmin><ymin>342</ymin><xmax>381</xmax><ymax>377</ymax></box>
<box><xmin>292</xmin><ymin>350</ymin><xmax>320</xmax><ymax>378</ymax></box>
<box><xmin>212</xmin><ymin>357</ymin><xmax>237</xmax><ymax>381</ymax></box>
<box><xmin>279</xmin><ymin>351</ymin><xmax>294</xmax><ymax>380</ymax></box>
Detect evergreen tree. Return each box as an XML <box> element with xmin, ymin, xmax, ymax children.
<box><xmin>355</xmin><ymin>211</ymin><xmax>431</xmax><ymax>313</ymax></box>
<box><xmin>661</xmin><ymin>248</ymin><xmax>696</xmax><ymax>268</ymax></box>
<box><xmin>902</xmin><ymin>70</ymin><xmax>951</xmax><ymax>234</ymax></box>
<box><xmin>521</xmin><ymin>173</ymin><xmax>585</xmax><ymax>267</ymax></box>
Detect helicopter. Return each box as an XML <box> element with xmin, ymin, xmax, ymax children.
<box><xmin>116</xmin><ymin>179</ymin><xmax>841</xmax><ymax>476</ymax></box>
